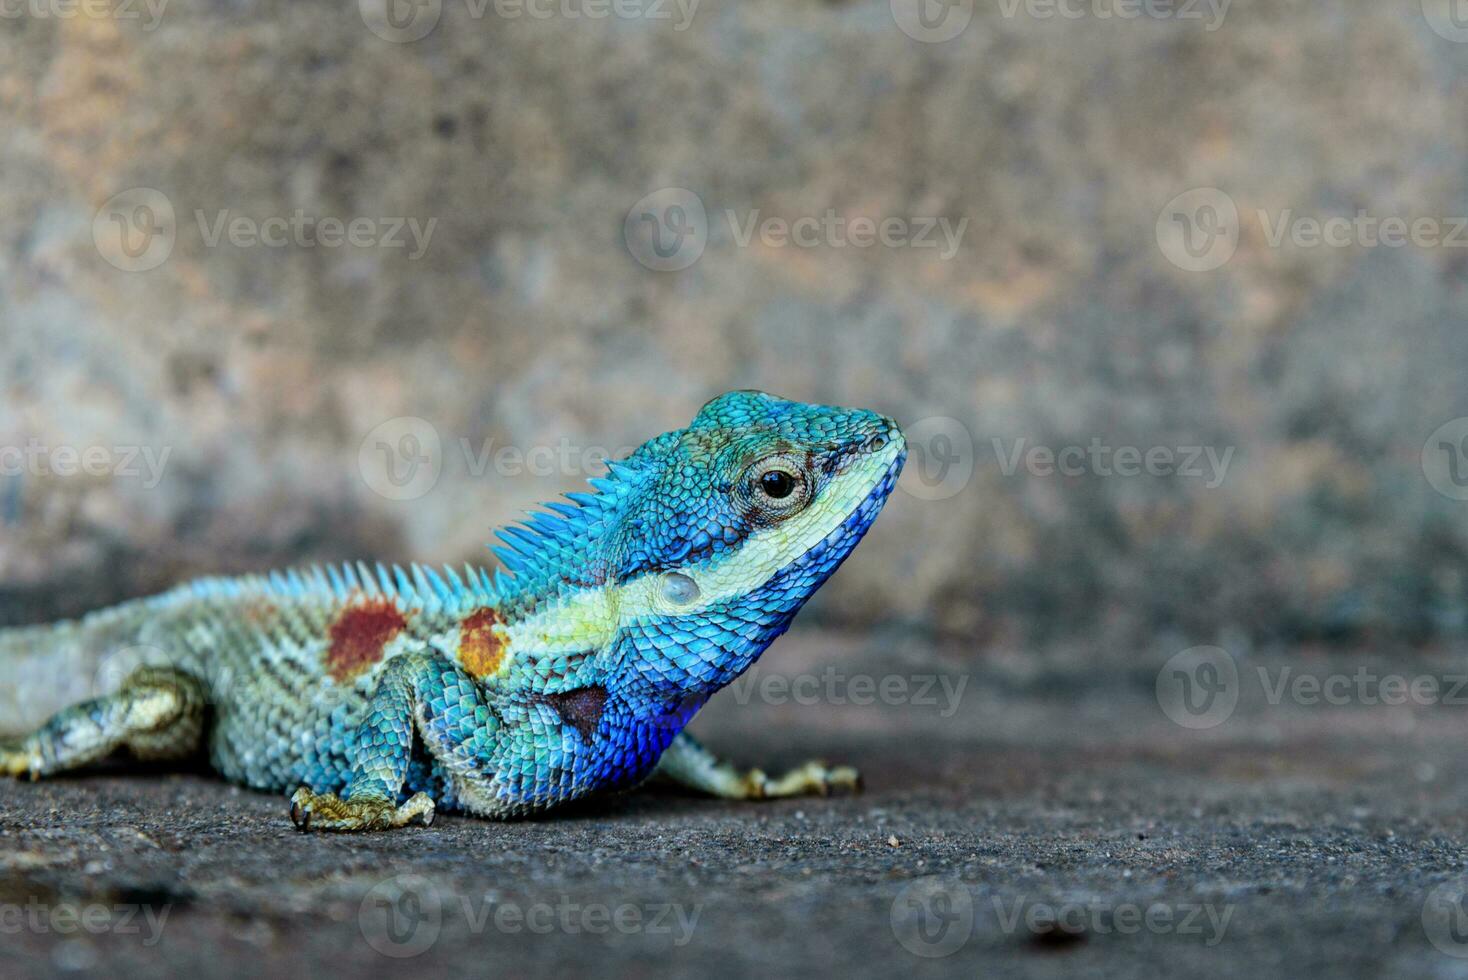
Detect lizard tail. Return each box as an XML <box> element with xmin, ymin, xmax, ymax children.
<box><xmin>0</xmin><ymin>600</ymin><xmax>162</xmax><ymax>735</ymax></box>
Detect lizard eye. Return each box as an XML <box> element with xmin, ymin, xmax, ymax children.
<box><xmin>760</xmin><ymin>470</ymin><xmax>795</xmax><ymax>499</ymax></box>
<box><xmin>745</xmin><ymin>455</ymin><xmax>812</xmax><ymax>520</ymax></box>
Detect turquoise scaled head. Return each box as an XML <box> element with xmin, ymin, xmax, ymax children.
<box><xmin>490</xmin><ymin>390</ymin><xmax>905</xmax><ymax>697</ymax></box>
<box><xmin>604</xmin><ymin>390</ymin><xmax>906</xmax><ymax>692</ymax></box>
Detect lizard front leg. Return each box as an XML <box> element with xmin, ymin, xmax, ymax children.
<box><xmin>290</xmin><ymin>649</ymin><xmax>498</xmax><ymax>832</ymax></box>
<box><xmin>652</xmin><ymin>731</ymin><xmax>861</xmax><ymax>800</ymax></box>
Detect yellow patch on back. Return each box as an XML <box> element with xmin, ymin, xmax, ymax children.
<box><xmin>458</xmin><ymin>608</ymin><xmax>509</xmax><ymax>678</ymax></box>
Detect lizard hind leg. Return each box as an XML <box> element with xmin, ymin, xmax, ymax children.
<box><xmin>1</xmin><ymin>666</ymin><xmax>206</xmax><ymax>779</ymax></box>
<box><xmin>652</xmin><ymin>732</ymin><xmax>862</xmax><ymax>800</ymax></box>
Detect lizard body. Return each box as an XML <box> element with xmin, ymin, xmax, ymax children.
<box><xmin>0</xmin><ymin>391</ymin><xmax>905</xmax><ymax>830</ymax></box>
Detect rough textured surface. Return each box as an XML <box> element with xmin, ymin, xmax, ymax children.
<box><xmin>5</xmin><ymin>632</ymin><xmax>1468</xmax><ymax>978</ymax></box>
<box><xmin>2</xmin><ymin>1</ymin><xmax>1467</xmax><ymax>651</ymax></box>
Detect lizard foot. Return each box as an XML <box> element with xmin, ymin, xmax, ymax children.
<box><xmin>0</xmin><ymin>740</ymin><xmax>40</xmax><ymax>780</ymax></box>
<box><xmin>289</xmin><ymin>787</ymin><xmax>435</xmax><ymax>832</ymax></box>
<box><xmin>744</xmin><ymin>760</ymin><xmax>862</xmax><ymax>799</ymax></box>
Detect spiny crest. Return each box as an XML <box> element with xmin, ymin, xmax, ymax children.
<box><xmin>188</xmin><ymin>561</ymin><xmax>497</xmax><ymax>615</ymax></box>
<box><xmin>488</xmin><ymin>458</ymin><xmax>646</xmax><ymax>599</ymax></box>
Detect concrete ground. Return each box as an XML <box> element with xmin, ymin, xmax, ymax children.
<box><xmin>4</xmin><ymin>631</ymin><xmax>1468</xmax><ymax>979</ymax></box>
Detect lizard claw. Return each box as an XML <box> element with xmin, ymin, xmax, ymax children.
<box><xmin>750</xmin><ymin>760</ymin><xmax>863</xmax><ymax>799</ymax></box>
<box><xmin>0</xmin><ymin>740</ymin><xmax>41</xmax><ymax>781</ymax></box>
<box><xmin>289</xmin><ymin>787</ymin><xmax>435</xmax><ymax>832</ymax></box>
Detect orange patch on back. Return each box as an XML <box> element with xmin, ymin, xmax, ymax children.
<box><xmin>458</xmin><ymin>607</ymin><xmax>507</xmax><ymax>678</ymax></box>
<box><xmin>326</xmin><ymin>600</ymin><xmax>407</xmax><ymax>682</ymax></box>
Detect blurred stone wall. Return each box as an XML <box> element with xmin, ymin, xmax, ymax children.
<box><xmin>2</xmin><ymin>0</ymin><xmax>1467</xmax><ymax>656</ymax></box>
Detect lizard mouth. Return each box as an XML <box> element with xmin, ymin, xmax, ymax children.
<box><xmin>775</xmin><ymin>431</ymin><xmax>906</xmax><ymax>580</ymax></box>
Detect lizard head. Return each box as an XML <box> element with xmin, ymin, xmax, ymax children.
<box><xmin>493</xmin><ymin>391</ymin><xmax>904</xmax><ymax>697</ymax></box>
<box><xmin>609</xmin><ymin>389</ymin><xmax>905</xmax><ymax>694</ymax></box>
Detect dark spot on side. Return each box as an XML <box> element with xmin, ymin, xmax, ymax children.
<box><xmin>542</xmin><ymin>685</ymin><xmax>608</xmax><ymax>743</ymax></box>
<box><xmin>326</xmin><ymin>600</ymin><xmax>406</xmax><ymax>682</ymax></box>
